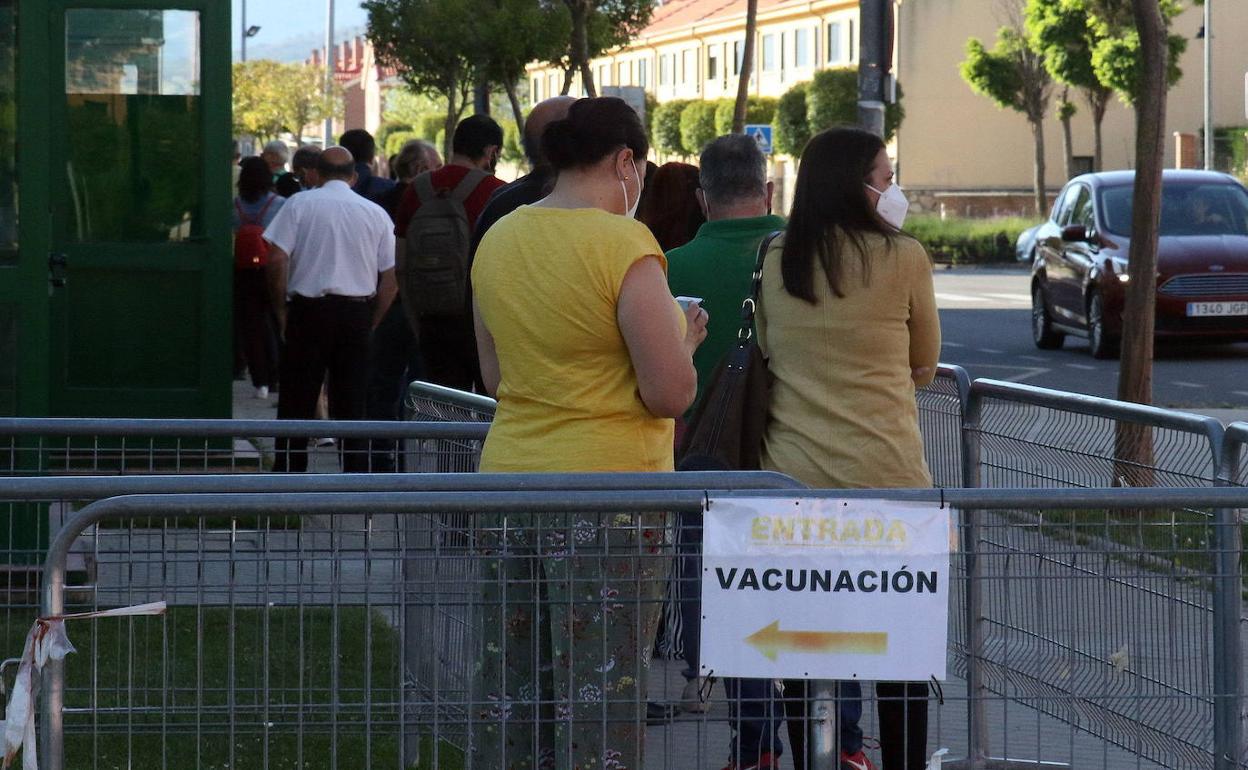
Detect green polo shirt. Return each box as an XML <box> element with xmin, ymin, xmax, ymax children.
<box><xmin>667</xmin><ymin>213</ymin><xmax>786</xmax><ymax>417</ymax></box>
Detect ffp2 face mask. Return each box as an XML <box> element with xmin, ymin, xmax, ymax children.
<box><xmin>865</xmin><ymin>182</ymin><xmax>909</xmax><ymax>230</ymax></box>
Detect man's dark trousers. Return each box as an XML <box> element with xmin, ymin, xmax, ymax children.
<box><xmin>275</xmin><ymin>295</ymin><xmax>373</xmax><ymax>473</ymax></box>
<box><xmin>418</xmin><ymin>313</ymin><xmax>478</xmax><ymax>393</ymax></box>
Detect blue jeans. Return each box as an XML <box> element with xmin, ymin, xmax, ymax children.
<box><xmin>722</xmin><ymin>679</ymin><xmax>865</xmax><ymax>762</ymax></box>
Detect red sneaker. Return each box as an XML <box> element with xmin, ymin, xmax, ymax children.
<box><xmin>840</xmin><ymin>750</ymin><xmax>877</xmax><ymax>770</ymax></box>
<box><xmin>720</xmin><ymin>751</ymin><xmax>781</xmax><ymax>770</ymax></box>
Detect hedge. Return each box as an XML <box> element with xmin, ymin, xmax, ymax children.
<box><xmin>680</xmin><ymin>100</ymin><xmax>718</xmax><ymax>157</ymax></box>
<box><xmin>906</xmin><ymin>215</ymin><xmax>1036</xmax><ymax>264</ymax></box>
<box><xmin>653</xmin><ymin>99</ymin><xmax>692</xmax><ymax>157</ymax></box>
<box><xmin>713</xmin><ymin>97</ymin><xmax>777</xmax><ymax>136</ymax></box>
<box><xmin>773</xmin><ymin>83</ymin><xmax>810</xmax><ymax>157</ymax></box>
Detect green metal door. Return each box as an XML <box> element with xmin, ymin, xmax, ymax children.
<box><xmin>45</xmin><ymin>0</ymin><xmax>230</xmax><ymax>417</ymax></box>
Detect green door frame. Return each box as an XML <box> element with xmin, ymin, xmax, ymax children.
<box><xmin>40</xmin><ymin>0</ymin><xmax>231</xmax><ymax>418</ymax></box>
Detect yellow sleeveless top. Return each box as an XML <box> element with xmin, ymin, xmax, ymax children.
<box><xmin>472</xmin><ymin>206</ymin><xmax>679</xmax><ymax>473</ymax></box>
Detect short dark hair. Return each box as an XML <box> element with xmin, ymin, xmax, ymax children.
<box><xmin>318</xmin><ymin>153</ymin><xmax>356</xmax><ymax>182</ymax></box>
<box><xmin>700</xmin><ymin>134</ymin><xmax>767</xmax><ymax>204</ymax></box>
<box><xmin>452</xmin><ymin>115</ymin><xmax>504</xmax><ymax>160</ymax></box>
<box><xmin>542</xmin><ymin>97</ymin><xmax>648</xmax><ymax>172</ymax></box>
<box><xmin>338</xmin><ymin>129</ymin><xmax>376</xmax><ymax>164</ymax></box>
<box><xmin>291</xmin><ymin>145</ymin><xmax>322</xmax><ymax>172</ymax></box>
<box><xmin>781</xmin><ymin>127</ymin><xmax>893</xmax><ymax>303</ymax></box>
<box><xmin>237</xmin><ymin>156</ymin><xmax>273</xmax><ymax>203</ymax></box>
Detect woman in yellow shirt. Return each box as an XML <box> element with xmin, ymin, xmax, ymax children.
<box><xmin>757</xmin><ymin>127</ymin><xmax>940</xmax><ymax>770</ymax></box>
<box><xmin>471</xmin><ymin>97</ymin><xmax>708</xmax><ymax>769</ymax></box>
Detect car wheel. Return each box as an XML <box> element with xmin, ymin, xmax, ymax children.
<box><xmin>1087</xmin><ymin>291</ymin><xmax>1120</xmax><ymax>359</ymax></box>
<box><xmin>1031</xmin><ymin>285</ymin><xmax>1065</xmax><ymax>350</ymax></box>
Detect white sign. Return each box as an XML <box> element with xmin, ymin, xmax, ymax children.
<box><xmin>700</xmin><ymin>497</ymin><xmax>952</xmax><ymax>681</ymax></box>
<box><xmin>602</xmin><ymin>86</ymin><xmax>647</xmax><ymax>123</ymax></box>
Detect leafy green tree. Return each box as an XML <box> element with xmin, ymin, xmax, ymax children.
<box><xmin>805</xmin><ymin>69</ymin><xmax>903</xmax><ymax>141</ymax></box>
<box><xmin>477</xmin><ymin>0</ymin><xmax>566</xmax><ymax>133</ymax></box>
<box><xmin>1026</xmin><ymin>0</ymin><xmax>1113</xmax><ymax>169</ymax></box>
<box><xmin>714</xmin><ymin>97</ymin><xmax>776</xmax><ymax>136</ymax></box>
<box><xmin>1057</xmin><ymin>93</ymin><xmax>1077</xmax><ymax>179</ymax></box>
<box><xmin>233</xmin><ymin>60</ymin><xmax>338</xmax><ymax>143</ymax></box>
<box><xmin>383</xmin><ymin>88</ymin><xmax>443</xmax><ymax>126</ymax></box>
<box><xmin>961</xmin><ymin>29</ymin><xmax>1053</xmax><ymax>215</ymax></box>
<box><xmin>384</xmin><ymin>130</ymin><xmax>420</xmax><ymax>158</ymax></box>
<box><xmin>554</xmin><ymin>0</ymin><xmax>654</xmax><ymax>96</ymax></box>
<box><xmin>376</xmin><ymin>120</ymin><xmax>413</xmax><ymax>154</ymax></box>
<box><xmin>366</xmin><ymin>0</ymin><xmax>480</xmax><ymax>159</ymax></box>
<box><xmin>653</xmin><ymin>99</ymin><xmax>691</xmax><ymax>158</ymax></box>
<box><xmin>773</xmin><ymin>83</ymin><xmax>811</xmax><ymax>157</ymax></box>
<box><xmin>680</xmin><ymin>100</ymin><xmax>718</xmax><ymax>157</ymax></box>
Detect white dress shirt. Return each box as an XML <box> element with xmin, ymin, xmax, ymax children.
<box><xmin>263</xmin><ymin>179</ymin><xmax>396</xmax><ymax>298</ymax></box>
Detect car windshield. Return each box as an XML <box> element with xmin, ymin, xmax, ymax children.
<box><xmin>1099</xmin><ymin>182</ymin><xmax>1248</xmax><ymax>237</ymax></box>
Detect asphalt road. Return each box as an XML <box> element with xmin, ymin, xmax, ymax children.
<box><xmin>933</xmin><ymin>266</ymin><xmax>1248</xmax><ymax>409</ymax></box>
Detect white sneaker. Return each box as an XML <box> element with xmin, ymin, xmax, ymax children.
<box><xmin>254</xmin><ymin>386</ymin><xmax>269</xmax><ymax>399</ymax></box>
<box><xmin>681</xmin><ymin>676</ymin><xmax>711</xmax><ymax>713</ymax></box>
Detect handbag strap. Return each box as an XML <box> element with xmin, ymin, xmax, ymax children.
<box><xmin>739</xmin><ymin>230</ymin><xmax>783</xmax><ymax>342</ymax></box>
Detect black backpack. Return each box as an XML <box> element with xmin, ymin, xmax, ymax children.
<box><xmin>400</xmin><ymin>169</ymin><xmax>487</xmax><ymax>316</ymax></box>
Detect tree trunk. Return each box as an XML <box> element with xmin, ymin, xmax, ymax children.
<box><xmin>1114</xmin><ymin>0</ymin><xmax>1169</xmax><ymax>486</ymax></box>
<box><xmin>568</xmin><ymin>1</ymin><xmax>595</xmax><ymax>97</ymax></box>
<box><xmin>443</xmin><ymin>79</ymin><xmax>460</xmax><ymax>163</ymax></box>
<box><xmin>1059</xmin><ymin>92</ymin><xmax>1074</xmax><ymax>181</ymax></box>
<box><xmin>1086</xmin><ymin>87</ymin><xmax>1110</xmax><ymax>171</ymax></box>
<box><xmin>732</xmin><ymin>0</ymin><xmax>759</xmax><ymax>133</ymax></box>
<box><xmin>1029</xmin><ymin>117</ymin><xmax>1047</xmax><ymax>217</ymax></box>
<box><xmin>504</xmin><ymin>78</ymin><xmax>526</xmax><ymax>140</ymax></box>
<box><xmin>561</xmin><ymin>67</ymin><xmax>574</xmax><ymax>95</ymax></box>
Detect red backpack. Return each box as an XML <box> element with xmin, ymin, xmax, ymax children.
<box><xmin>234</xmin><ymin>196</ymin><xmax>276</xmax><ymax>269</ymax></box>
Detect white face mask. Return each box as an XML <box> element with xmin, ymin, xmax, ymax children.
<box><xmin>865</xmin><ymin>182</ymin><xmax>909</xmax><ymax>230</ymax></box>
<box><xmin>620</xmin><ymin>158</ymin><xmax>641</xmax><ymax>218</ymax></box>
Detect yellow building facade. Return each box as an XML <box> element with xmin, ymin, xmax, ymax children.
<box><xmin>527</xmin><ymin>0</ymin><xmax>1248</xmax><ymax>200</ymax></box>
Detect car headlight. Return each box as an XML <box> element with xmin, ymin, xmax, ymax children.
<box><xmin>1117</xmin><ymin>273</ymin><xmax>1129</xmax><ymax>283</ymax></box>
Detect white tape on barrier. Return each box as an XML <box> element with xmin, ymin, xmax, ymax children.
<box><xmin>2</xmin><ymin>602</ymin><xmax>166</xmax><ymax>770</ymax></box>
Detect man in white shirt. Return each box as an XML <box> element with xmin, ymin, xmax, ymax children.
<box><xmin>263</xmin><ymin>145</ymin><xmax>397</xmax><ymax>472</ymax></box>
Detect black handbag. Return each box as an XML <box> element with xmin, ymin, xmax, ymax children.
<box><xmin>676</xmin><ymin>230</ymin><xmax>781</xmax><ymax>471</ymax></box>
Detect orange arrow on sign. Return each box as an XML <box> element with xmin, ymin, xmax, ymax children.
<box><xmin>745</xmin><ymin>621</ymin><xmax>888</xmax><ymax>661</ymax></box>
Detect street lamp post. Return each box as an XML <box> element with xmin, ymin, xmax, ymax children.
<box><xmin>241</xmin><ymin>0</ymin><xmax>247</xmax><ymax>61</ymax></box>
<box><xmin>1203</xmin><ymin>0</ymin><xmax>1212</xmax><ymax>170</ymax></box>
<box><xmin>324</xmin><ymin>0</ymin><xmax>335</xmax><ymax>147</ymax></box>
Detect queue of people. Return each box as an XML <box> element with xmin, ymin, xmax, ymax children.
<box><xmin>231</xmin><ymin>96</ymin><xmax>940</xmax><ymax>770</ymax></box>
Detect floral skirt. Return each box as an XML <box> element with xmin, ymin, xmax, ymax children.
<box><xmin>470</xmin><ymin>511</ymin><xmax>671</xmax><ymax>770</ymax></box>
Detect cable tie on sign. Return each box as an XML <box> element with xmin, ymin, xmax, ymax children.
<box><xmin>930</xmin><ymin>675</ymin><xmax>944</xmax><ymax>705</ymax></box>
<box><xmin>2</xmin><ymin>601</ymin><xmax>166</xmax><ymax>770</ymax></box>
<box><xmin>698</xmin><ymin>670</ymin><xmax>716</xmax><ymax>703</ymax></box>
<box><xmin>939</xmin><ymin>487</ymin><xmax>946</xmax><ymax>510</ymax></box>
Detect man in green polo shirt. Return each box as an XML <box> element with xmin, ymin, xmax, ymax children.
<box><xmin>666</xmin><ymin>133</ymin><xmax>788</xmax><ymax>770</ymax></box>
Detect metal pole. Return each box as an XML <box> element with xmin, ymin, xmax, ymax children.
<box><xmin>240</xmin><ymin>0</ymin><xmax>247</xmax><ymax>62</ymax></box>
<box><xmin>961</xmin><ymin>390</ymin><xmax>987</xmax><ymax>767</ymax></box>
<box><xmin>856</xmin><ymin>0</ymin><xmax>889</xmax><ymax>137</ymax></box>
<box><xmin>1212</xmin><ymin>504</ymin><xmax>1242</xmax><ymax>770</ymax></box>
<box><xmin>323</xmin><ymin>0</ymin><xmax>335</xmax><ymax>147</ymax></box>
<box><xmin>809</xmin><ymin>680</ymin><xmax>838</xmax><ymax>770</ymax></box>
<box><xmin>1203</xmin><ymin>0</ymin><xmax>1213</xmax><ymax>169</ymax></box>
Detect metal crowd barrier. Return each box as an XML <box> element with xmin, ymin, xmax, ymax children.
<box><xmin>1222</xmin><ymin>422</ymin><xmax>1248</xmax><ymax>487</ymax></box>
<box><xmin>26</xmin><ymin>484</ymin><xmax>1246</xmax><ymax>770</ymax></box>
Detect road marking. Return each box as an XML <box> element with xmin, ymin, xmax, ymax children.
<box><xmin>942</xmin><ymin>341</ymin><xmax>964</xmax><ymax>348</ymax></box>
<box><xmin>1019</xmin><ymin>355</ymin><xmax>1046</xmax><ymax>362</ymax></box>
<box><xmin>966</xmin><ymin>364</ymin><xmax>1051</xmax><ymax>383</ymax></box>
<box><xmin>1233</xmin><ymin>391</ymin><xmax>1248</xmax><ymax>399</ymax></box>
<box><xmin>935</xmin><ymin>293</ymin><xmax>989</xmax><ymax>303</ymax></box>
<box><xmin>1171</xmin><ymin>381</ymin><xmax>1207</xmax><ymax>389</ymax></box>
<box><xmin>984</xmin><ymin>293</ymin><xmax>1031</xmax><ymax>303</ymax></box>
<box><xmin>977</xmin><ymin>348</ymin><xmax>1004</xmax><ymax>354</ymax></box>
<box><xmin>1064</xmin><ymin>363</ymin><xmax>1097</xmax><ymax>370</ymax></box>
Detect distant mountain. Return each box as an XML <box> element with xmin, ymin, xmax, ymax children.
<box><xmin>236</xmin><ymin>25</ymin><xmax>366</xmax><ymax>64</ymax></box>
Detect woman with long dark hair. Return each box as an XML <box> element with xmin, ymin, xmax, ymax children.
<box><xmin>758</xmin><ymin>127</ymin><xmax>940</xmax><ymax>770</ymax></box>
<box><xmin>637</xmin><ymin>161</ymin><xmax>706</xmax><ymax>251</ymax></box>
<box><xmin>232</xmin><ymin>155</ymin><xmax>285</xmax><ymax>399</ymax></box>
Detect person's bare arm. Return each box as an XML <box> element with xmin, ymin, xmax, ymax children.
<box><xmin>373</xmin><ymin>268</ymin><xmax>397</xmax><ymax>328</ymax></box>
<box><xmin>908</xmin><ymin>245</ymin><xmax>941</xmax><ymax>387</ymax></box>
<box><xmin>265</xmin><ymin>244</ymin><xmax>290</xmax><ymax>336</ymax></box>
<box><xmin>617</xmin><ymin>256</ymin><xmax>708</xmax><ymax>418</ymax></box>
<box><xmin>473</xmin><ymin>298</ymin><xmax>501</xmax><ymax>397</ymax></box>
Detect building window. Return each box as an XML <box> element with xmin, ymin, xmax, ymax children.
<box><xmin>599</xmin><ymin>64</ymin><xmax>608</xmax><ymax>88</ymax></box>
<box><xmin>707</xmin><ymin>48</ymin><xmax>718</xmax><ymax>80</ymax></box>
<box><xmin>549</xmin><ymin>73</ymin><xmax>558</xmax><ymax>97</ymax></box>
<box><xmin>639</xmin><ymin>58</ymin><xmax>649</xmax><ymax>87</ymax></box>
<box><xmin>531</xmin><ymin>77</ymin><xmax>541</xmax><ymax>102</ymax></box>
<box><xmin>827</xmin><ymin>21</ymin><xmax>842</xmax><ymax>63</ymax></box>
<box><xmin>794</xmin><ymin>27</ymin><xmax>810</xmax><ymax>67</ymax></box>
<box><xmin>733</xmin><ymin>40</ymin><xmax>743</xmax><ymax>76</ymax></box>
<box><xmin>848</xmin><ymin>19</ymin><xmax>856</xmax><ymax>61</ymax></box>
<box><xmin>682</xmin><ymin>49</ymin><xmax>693</xmax><ymax>84</ymax></box>
<box><xmin>659</xmin><ymin>54</ymin><xmax>668</xmax><ymax>85</ymax></box>
<box><xmin>761</xmin><ymin>34</ymin><xmax>775</xmax><ymax>72</ymax></box>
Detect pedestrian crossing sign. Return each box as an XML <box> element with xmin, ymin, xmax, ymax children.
<box><xmin>746</xmin><ymin>124</ymin><xmax>773</xmax><ymax>155</ymax></box>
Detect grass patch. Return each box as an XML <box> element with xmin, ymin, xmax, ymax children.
<box><xmin>2</xmin><ymin>606</ymin><xmax>466</xmax><ymax>769</ymax></box>
<box><xmin>907</xmin><ymin>215</ymin><xmax>1037</xmax><ymax>264</ymax></box>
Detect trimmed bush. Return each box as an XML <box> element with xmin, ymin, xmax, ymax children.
<box><xmin>713</xmin><ymin>96</ymin><xmax>778</xmax><ymax>137</ymax></box>
<box><xmin>644</xmin><ymin>91</ymin><xmax>659</xmax><ymax>139</ymax></box>
<box><xmin>679</xmin><ymin>100</ymin><xmax>718</xmax><ymax>157</ymax></box>
<box><xmin>653</xmin><ymin>99</ymin><xmax>692</xmax><ymax>157</ymax></box>
<box><xmin>773</xmin><ymin>83</ymin><xmax>810</xmax><ymax>157</ymax></box>
<box><xmin>906</xmin><ymin>215</ymin><xmax>1036</xmax><ymax>265</ymax></box>
<box><xmin>383</xmin><ymin>130</ymin><xmax>419</xmax><ymax>159</ymax></box>
<box><xmin>497</xmin><ymin>118</ymin><xmax>525</xmax><ymax>164</ymax></box>
<box><xmin>418</xmin><ymin>114</ymin><xmax>444</xmax><ymax>142</ymax></box>
<box><xmin>375</xmin><ymin>120</ymin><xmax>412</xmax><ymax>156</ymax></box>
<box><xmin>805</xmin><ymin>68</ymin><xmax>904</xmax><ymax>142</ymax></box>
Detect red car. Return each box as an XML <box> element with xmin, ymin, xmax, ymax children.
<box><xmin>1031</xmin><ymin>169</ymin><xmax>1248</xmax><ymax>358</ymax></box>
